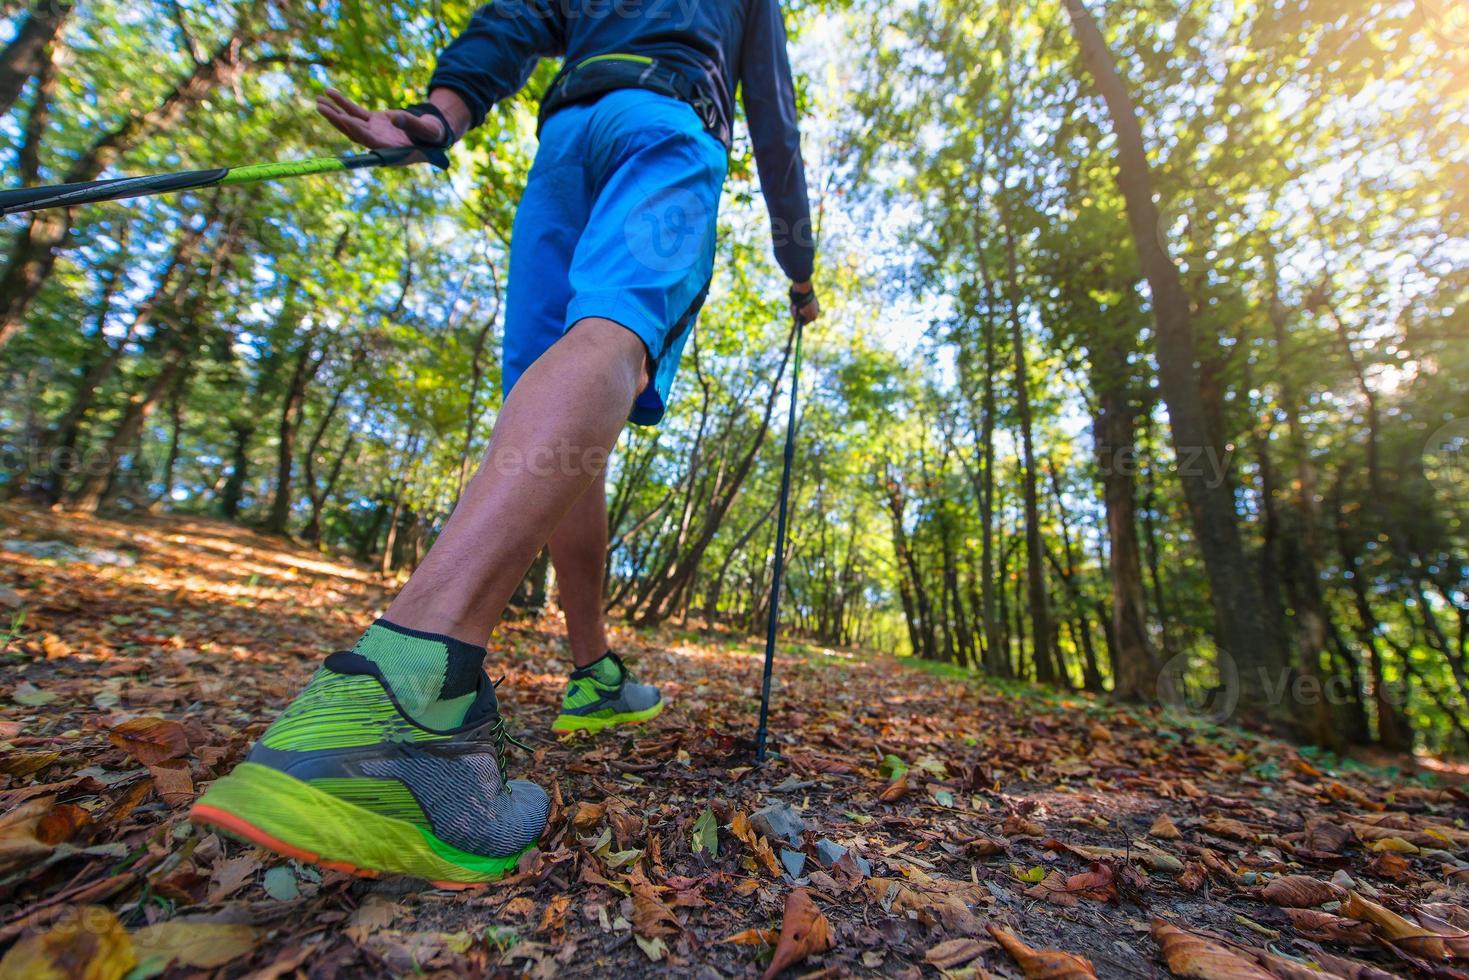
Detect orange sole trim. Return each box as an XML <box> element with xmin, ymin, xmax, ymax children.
<box><xmin>190</xmin><ymin>803</ymin><xmax>482</xmax><ymax>891</ymax></box>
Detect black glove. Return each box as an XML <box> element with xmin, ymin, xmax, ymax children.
<box><xmin>401</xmin><ymin>102</ymin><xmax>456</xmax><ymax>171</ymax></box>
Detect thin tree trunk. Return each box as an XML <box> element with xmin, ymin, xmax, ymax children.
<box><xmin>1095</xmin><ymin>383</ymin><xmax>1160</xmax><ymax>699</ymax></box>
<box><xmin>264</xmin><ymin>335</ymin><xmax>322</xmax><ymax>535</ymax></box>
<box><xmin>1065</xmin><ymin>0</ymin><xmax>1288</xmax><ymax>723</ymax></box>
<box><xmin>1001</xmin><ymin>215</ymin><xmax>1055</xmax><ymax>683</ymax></box>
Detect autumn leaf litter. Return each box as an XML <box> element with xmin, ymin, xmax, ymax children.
<box><xmin>1</xmin><ymin>505</ymin><xmax>1467</xmax><ymax>978</ymax></box>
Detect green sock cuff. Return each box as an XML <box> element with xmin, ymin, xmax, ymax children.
<box><xmin>352</xmin><ymin>620</ymin><xmax>485</xmax><ymax>725</ymax></box>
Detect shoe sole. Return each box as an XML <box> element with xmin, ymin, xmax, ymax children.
<box><xmin>551</xmin><ymin>698</ymin><xmax>665</xmax><ymax>734</ymax></box>
<box><xmin>189</xmin><ymin>762</ymin><xmax>534</xmax><ymax>886</ymax></box>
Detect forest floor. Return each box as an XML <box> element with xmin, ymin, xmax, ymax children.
<box><xmin>2</xmin><ymin>504</ymin><xmax>1468</xmax><ymax>979</ymax></box>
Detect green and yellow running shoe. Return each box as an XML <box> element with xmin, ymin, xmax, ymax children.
<box><xmin>191</xmin><ymin>652</ymin><xmax>548</xmax><ymax>886</ymax></box>
<box><xmin>551</xmin><ymin>651</ymin><xmax>664</xmax><ymax>734</ymax></box>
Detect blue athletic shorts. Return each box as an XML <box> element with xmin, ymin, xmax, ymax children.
<box><xmin>501</xmin><ymin>88</ymin><xmax>728</xmax><ymax>426</ymax></box>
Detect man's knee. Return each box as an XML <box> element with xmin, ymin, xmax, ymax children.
<box><xmin>566</xmin><ymin>317</ymin><xmax>652</xmax><ymax>391</ymax></box>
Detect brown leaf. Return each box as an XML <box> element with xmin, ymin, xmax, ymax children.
<box><xmin>108</xmin><ymin>717</ymin><xmax>189</xmax><ymax>765</ymax></box>
<box><xmin>878</xmin><ymin>772</ymin><xmax>911</xmax><ymax>803</ymax></box>
<box><xmin>964</xmin><ymin>833</ymin><xmax>1007</xmax><ymax>856</ymax></box>
<box><xmin>0</xmin><ymin>905</ymin><xmax>136</xmax><ymax>979</ymax></box>
<box><xmin>761</xmin><ymin>889</ymin><xmax>832</xmax><ymax>980</ymax></box>
<box><xmin>537</xmin><ymin>894</ymin><xmax>571</xmax><ymax>937</ymax></box>
<box><xmin>925</xmin><ymin>937</ymin><xmax>991</xmax><ymax>970</ymax></box>
<box><xmin>1302</xmin><ymin>816</ymin><xmax>1353</xmax><ymax>854</ymax></box>
<box><xmin>147</xmin><ymin>760</ymin><xmax>194</xmax><ymax>806</ymax></box>
<box><xmin>1200</xmin><ymin>816</ymin><xmax>1255</xmax><ymax>841</ymax></box>
<box><xmin>721</xmin><ymin>928</ymin><xmax>779</xmax><ymax>946</ymax></box>
<box><xmin>1003</xmin><ymin>813</ymin><xmax>1046</xmax><ymax>837</ymax></box>
<box><xmin>1259</xmin><ymin>874</ymin><xmax>1343</xmax><ymax>908</ymax></box>
<box><xmin>631</xmin><ymin>883</ymin><xmax>680</xmax><ymax>938</ymax></box>
<box><xmin>730</xmin><ymin>810</ymin><xmax>783</xmax><ymax>877</ymax></box>
<box><xmin>570</xmin><ymin>801</ymin><xmax>604</xmax><ymax>831</ymax></box>
<box><xmin>0</xmin><ymin>750</ymin><xmax>61</xmax><ymax>777</ymax></box>
<box><xmin>0</xmin><ymin>796</ymin><xmax>54</xmax><ymax>873</ymax></box>
<box><xmin>1340</xmin><ymin>890</ymin><xmax>1446</xmax><ymax>960</ymax></box>
<box><xmin>1284</xmin><ymin>909</ymin><xmax>1375</xmax><ymax>946</ymax></box>
<box><xmin>1177</xmin><ymin>862</ymin><xmax>1207</xmax><ymax>892</ymax></box>
<box><xmin>206</xmin><ymin>854</ymin><xmax>261</xmax><ymax>904</ymax></box>
<box><xmin>987</xmin><ymin>925</ymin><xmax>1097</xmax><ymax>979</ymax></box>
<box><xmin>1149</xmin><ymin>919</ymin><xmax>1274</xmax><ymax>980</ymax></box>
<box><xmin>36</xmin><ymin>803</ymin><xmax>90</xmax><ymax>846</ymax></box>
<box><xmin>1149</xmin><ymin>813</ymin><xmax>1182</xmax><ymax>840</ymax></box>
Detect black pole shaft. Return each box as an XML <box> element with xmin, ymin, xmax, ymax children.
<box><xmin>755</xmin><ymin>311</ymin><xmax>803</xmax><ymax>763</ymax></box>
<box><xmin>0</xmin><ymin>148</ymin><xmax>417</xmax><ymax>216</ymax></box>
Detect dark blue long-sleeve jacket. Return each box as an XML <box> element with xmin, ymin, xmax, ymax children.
<box><xmin>429</xmin><ymin>0</ymin><xmax>815</xmax><ymax>283</ymax></box>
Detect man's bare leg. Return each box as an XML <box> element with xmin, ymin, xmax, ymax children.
<box><xmin>386</xmin><ymin>318</ymin><xmax>647</xmax><ymax>645</ymax></box>
<box><xmin>550</xmin><ymin>481</ymin><xmax>612</xmax><ymax>669</ymax></box>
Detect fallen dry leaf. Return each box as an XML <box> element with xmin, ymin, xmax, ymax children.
<box><xmin>1149</xmin><ymin>813</ymin><xmax>1182</xmax><ymax>839</ymax></box>
<box><xmin>1340</xmin><ymin>890</ymin><xmax>1446</xmax><ymax>959</ymax></box>
<box><xmin>925</xmin><ymin>937</ymin><xmax>991</xmax><ymax>969</ymax></box>
<box><xmin>0</xmin><ymin>797</ymin><xmax>54</xmax><ymax>873</ymax></box>
<box><xmin>1150</xmin><ymin>918</ymin><xmax>1274</xmax><ymax>980</ymax></box>
<box><xmin>987</xmin><ymin>924</ymin><xmax>1098</xmax><ymax>979</ymax></box>
<box><xmin>0</xmin><ymin>905</ymin><xmax>135</xmax><ymax>979</ymax></box>
<box><xmin>108</xmin><ymin>717</ymin><xmax>189</xmax><ymax>766</ymax></box>
<box><xmin>761</xmin><ymin>889</ymin><xmax>831</xmax><ymax>980</ymax></box>
<box><xmin>1259</xmin><ymin>874</ymin><xmax>1343</xmax><ymax>908</ymax></box>
<box><xmin>1284</xmin><ymin>909</ymin><xmax>1376</xmax><ymax>946</ymax></box>
<box><xmin>130</xmin><ymin>920</ymin><xmax>258</xmax><ymax>972</ymax></box>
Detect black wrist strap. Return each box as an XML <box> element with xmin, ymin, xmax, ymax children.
<box><xmin>402</xmin><ymin>102</ymin><xmax>455</xmax><ymax>171</ymax></box>
<box><xmin>789</xmin><ymin>284</ymin><xmax>817</xmax><ymax>310</ymax></box>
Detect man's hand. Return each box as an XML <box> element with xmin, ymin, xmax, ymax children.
<box><xmin>790</xmin><ymin>280</ymin><xmax>821</xmax><ymax>323</ymax></box>
<box><xmin>315</xmin><ymin>89</ymin><xmax>469</xmax><ymax>165</ymax></box>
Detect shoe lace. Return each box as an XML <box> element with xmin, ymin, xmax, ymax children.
<box><xmin>489</xmin><ymin>675</ymin><xmax>531</xmax><ymax>779</ymax></box>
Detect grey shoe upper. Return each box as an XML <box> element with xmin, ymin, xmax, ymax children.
<box><xmin>561</xmin><ymin>651</ymin><xmax>662</xmax><ymax>717</ymax></box>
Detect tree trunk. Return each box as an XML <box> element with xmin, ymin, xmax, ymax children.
<box><xmin>1095</xmin><ymin>385</ymin><xmax>1160</xmax><ymax>699</ymax></box>
<box><xmin>1064</xmin><ymin>0</ymin><xmax>1288</xmax><ymax>724</ymax></box>
<box><xmin>0</xmin><ymin>0</ymin><xmax>70</xmax><ymax>118</ymax></box>
<box><xmin>264</xmin><ymin>337</ymin><xmax>322</xmax><ymax>535</ymax></box>
<box><xmin>219</xmin><ymin>421</ymin><xmax>253</xmax><ymax>519</ymax></box>
<box><xmin>1001</xmin><ymin>217</ymin><xmax>1055</xmax><ymax>684</ymax></box>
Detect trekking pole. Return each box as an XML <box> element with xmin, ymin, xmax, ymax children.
<box><xmin>0</xmin><ymin>147</ymin><xmax>420</xmax><ymax>217</ymax></box>
<box><xmin>755</xmin><ymin>302</ymin><xmax>806</xmax><ymax>764</ymax></box>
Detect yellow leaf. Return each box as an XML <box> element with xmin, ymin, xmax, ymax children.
<box><xmin>131</xmin><ymin>920</ymin><xmax>258</xmax><ymax>972</ymax></box>
<box><xmin>0</xmin><ymin>906</ymin><xmax>136</xmax><ymax>980</ymax></box>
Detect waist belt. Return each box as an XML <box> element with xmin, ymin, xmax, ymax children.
<box><xmin>537</xmin><ymin>54</ymin><xmax>729</xmax><ymax>149</ymax></box>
